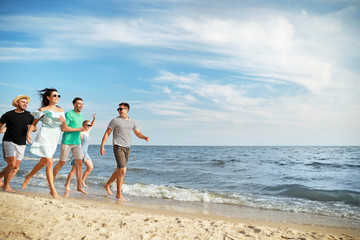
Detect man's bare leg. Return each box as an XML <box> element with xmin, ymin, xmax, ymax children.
<box><xmin>0</xmin><ymin>167</ymin><xmax>7</xmax><ymax>187</ymax></box>
<box><xmin>9</xmin><ymin>160</ymin><xmax>21</xmax><ymax>181</ymax></box>
<box><xmin>75</xmin><ymin>159</ymin><xmax>87</xmax><ymax>194</ymax></box>
<box><xmin>116</xmin><ymin>167</ymin><xmax>127</xmax><ymax>200</ymax></box>
<box><xmin>64</xmin><ymin>166</ymin><xmax>76</xmax><ymax>191</ymax></box>
<box><xmin>3</xmin><ymin>157</ymin><xmax>17</xmax><ymax>192</ymax></box>
<box><xmin>52</xmin><ymin>160</ymin><xmax>67</xmax><ymax>182</ymax></box>
<box><xmin>23</xmin><ymin>158</ymin><xmax>46</xmax><ymax>189</ymax></box>
<box><xmin>104</xmin><ymin>170</ymin><xmax>119</xmax><ymax>195</ymax></box>
<box><xmin>1</xmin><ymin>165</ymin><xmax>19</xmax><ymax>189</ymax></box>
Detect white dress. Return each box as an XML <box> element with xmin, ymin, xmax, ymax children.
<box><xmin>29</xmin><ymin>110</ymin><xmax>65</xmax><ymax>158</ymax></box>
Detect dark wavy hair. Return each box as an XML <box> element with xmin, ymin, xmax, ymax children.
<box><xmin>38</xmin><ymin>88</ymin><xmax>58</xmax><ymax>107</ymax></box>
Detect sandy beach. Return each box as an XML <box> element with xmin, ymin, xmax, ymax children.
<box><xmin>0</xmin><ymin>191</ymin><xmax>358</xmax><ymax>240</ymax></box>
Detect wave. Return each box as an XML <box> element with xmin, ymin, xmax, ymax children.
<box><xmin>123</xmin><ymin>183</ymin><xmax>231</xmax><ymax>204</ymax></box>
<box><xmin>22</xmin><ymin>156</ymin><xmax>40</xmax><ymax>161</ymax></box>
<box><xmin>264</xmin><ymin>184</ymin><xmax>360</xmax><ymax>206</ymax></box>
<box><xmin>121</xmin><ymin>183</ymin><xmax>360</xmax><ymax>220</ymax></box>
<box><xmin>305</xmin><ymin>161</ymin><xmax>360</xmax><ymax>169</ymax></box>
<box><xmin>22</xmin><ymin>156</ymin><xmax>61</xmax><ymax>162</ymax></box>
<box><xmin>12</xmin><ymin>172</ymin><xmax>360</xmax><ymax>220</ymax></box>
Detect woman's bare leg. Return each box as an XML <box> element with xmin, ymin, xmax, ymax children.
<box><xmin>22</xmin><ymin>158</ymin><xmax>46</xmax><ymax>189</ymax></box>
<box><xmin>44</xmin><ymin>158</ymin><xmax>59</xmax><ymax>199</ymax></box>
<box><xmin>82</xmin><ymin>159</ymin><xmax>93</xmax><ymax>188</ymax></box>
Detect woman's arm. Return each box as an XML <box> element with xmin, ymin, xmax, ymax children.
<box><xmin>27</xmin><ymin>118</ymin><xmax>41</xmax><ymax>144</ymax></box>
<box><xmin>88</xmin><ymin>114</ymin><xmax>96</xmax><ymax>132</ymax></box>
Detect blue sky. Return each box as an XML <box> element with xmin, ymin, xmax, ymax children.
<box><xmin>0</xmin><ymin>0</ymin><xmax>359</xmax><ymax>146</ymax></box>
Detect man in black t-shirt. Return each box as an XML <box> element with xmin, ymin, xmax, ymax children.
<box><xmin>0</xmin><ymin>95</ymin><xmax>36</xmax><ymax>192</ymax></box>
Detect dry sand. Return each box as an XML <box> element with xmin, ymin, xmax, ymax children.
<box><xmin>0</xmin><ymin>191</ymin><xmax>358</xmax><ymax>240</ymax></box>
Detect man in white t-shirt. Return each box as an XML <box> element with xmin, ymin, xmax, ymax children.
<box><xmin>100</xmin><ymin>102</ymin><xmax>149</xmax><ymax>200</ymax></box>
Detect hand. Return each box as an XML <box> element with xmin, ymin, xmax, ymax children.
<box><xmin>79</xmin><ymin>127</ymin><xmax>85</xmax><ymax>132</ymax></box>
<box><xmin>100</xmin><ymin>146</ymin><xmax>106</xmax><ymax>156</ymax></box>
<box><xmin>26</xmin><ymin>134</ymin><xmax>32</xmax><ymax>144</ymax></box>
<box><xmin>58</xmin><ymin>115</ymin><xmax>66</xmax><ymax>123</ymax></box>
<box><xmin>144</xmin><ymin>136</ymin><xmax>149</xmax><ymax>142</ymax></box>
<box><xmin>0</xmin><ymin>126</ymin><xmax>6</xmax><ymax>134</ymax></box>
<box><xmin>93</xmin><ymin>114</ymin><xmax>96</xmax><ymax>119</ymax></box>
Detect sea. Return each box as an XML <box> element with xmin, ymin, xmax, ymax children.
<box><xmin>2</xmin><ymin>145</ymin><xmax>360</xmax><ymax>229</ymax></box>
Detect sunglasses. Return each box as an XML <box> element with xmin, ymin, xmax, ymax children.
<box><xmin>117</xmin><ymin>108</ymin><xmax>127</xmax><ymax>111</ymax></box>
<box><xmin>86</xmin><ymin>124</ymin><xmax>92</xmax><ymax>127</ymax></box>
<box><xmin>52</xmin><ymin>94</ymin><xmax>61</xmax><ymax>98</ymax></box>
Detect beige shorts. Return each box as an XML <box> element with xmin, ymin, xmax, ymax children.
<box><xmin>60</xmin><ymin>144</ymin><xmax>83</xmax><ymax>162</ymax></box>
<box><xmin>2</xmin><ymin>141</ymin><xmax>26</xmax><ymax>161</ymax></box>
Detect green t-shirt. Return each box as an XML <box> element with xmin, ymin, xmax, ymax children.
<box><xmin>61</xmin><ymin>110</ymin><xmax>83</xmax><ymax>145</ymax></box>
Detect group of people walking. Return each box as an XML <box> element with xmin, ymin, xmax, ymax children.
<box><xmin>0</xmin><ymin>88</ymin><xmax>149</xmax><ymax>199</ymax></box>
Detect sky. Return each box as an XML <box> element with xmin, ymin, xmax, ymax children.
<box><xmin>0</xmin><ymin>0</ymin><xmax>359</xmax><ymax>146</ymax></box>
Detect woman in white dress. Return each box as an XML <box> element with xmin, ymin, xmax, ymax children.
<box><xmin>22</xmin><ymin>88</ymin><xmax>83</xmax><ymax>198</ymax></box>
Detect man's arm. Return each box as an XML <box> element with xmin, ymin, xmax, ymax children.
<box><xmin>134</xmin><ymin>129</ymin><xmax>149</xmax><ymax>142</ymax></box>
<box><xmin>0</xmin><ymin>123</ymin><xmax>5</xmax><ymax>134</ymax></box>
<box><xmin>61</xmin><ymin>124</ymin><xmax>84</xmax><ymax>132</ymax></box>
<box><xmin>59</xmin><ymin>115</ymin><xmax>84</xmax><ymax>132</ymax></box>
<box><xmin>100</xmin><ymin>127</ymin><xmax>113</xmax><ymax>156</ymax></box>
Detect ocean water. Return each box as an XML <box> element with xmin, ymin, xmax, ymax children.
<box><xmin>2</xmin><ymin>145</ymin><xmax>360</xmax><ymax>226</ymax></box>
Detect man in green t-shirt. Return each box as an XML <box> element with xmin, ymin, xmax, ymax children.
<box><xmin>53</xmin><ymin>97</ymin><xmax>87</xmax><ymax>194</ymax></box>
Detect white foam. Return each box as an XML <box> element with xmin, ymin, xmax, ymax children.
<box><xmin>121</xmin><ymin>183</ymin><xmax>360</xmax><ymax>220</ymax></box>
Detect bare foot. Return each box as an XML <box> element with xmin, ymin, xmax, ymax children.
<box><xmin>4</xmin><ymin>187</ymin><xmax>14</xmax><ymax>192</ymax></box>
<box><xmin>82</xmin><ymin>181</ymin><xmax>87</xmax><ymax>188</ymax></box>
<box><xmin>64</xmin><ymin>184</ymin><xmax>71</xmax><ymax>191</ymax></box>
<box><xmin>77</xmin><ymin>188</ymin><xmax>88</xmax><ymax>194</ymax></box>
<box><xmin>50</xmin><ymin>191</ymin><xmax>60</xmax><ymax>199</ymax></box>
<box><xmin>22</xmin><ymin>176</ymin><xmax>30</xmax><ymax>189</ymax></box>
<box><xmin>64</xmin><ymin>190</ymin><xmax>70</xmax><ymax>198</ymax></box>
<box><xmin>115</xmin><ymin>195</ymin><xmax>127</xmax><ymax>201</ymax></box>
<box><xmin>104</xmin><ymin>184</ymin><xmax>112</xmax><ymax>195</ymax></box>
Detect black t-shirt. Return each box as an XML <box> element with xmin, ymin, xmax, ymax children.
<box><xmin>0</xmin><ymin>110</ymin><xmax>34</xmax><ymax>145</ymax></box>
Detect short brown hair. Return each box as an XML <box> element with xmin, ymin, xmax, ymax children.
<box><xmin>119</xmin><ymin>102</ymin><xmax>130</xmax><ymax>110</ymax></box>
<box><xmin>73</xmin><ymin>97</ymin><xmax>83</xmax><ymax>104</ymax></box>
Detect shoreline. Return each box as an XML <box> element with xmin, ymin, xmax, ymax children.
<box><xmin>14</xmin><ymin>182</ymin><xmax>360</xmax><ymax>230</ymax></box>
<box><xmin>1</xmin><ymin>191</ymin><xmax>359</xmax><ymax>239</ymax></box>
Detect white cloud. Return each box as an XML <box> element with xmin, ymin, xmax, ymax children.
<box><xmin>144</xmin><ymin>69</ymin><xmax>359</xmax><ymax>139</ymax></box>
<box><xmin>0</xmin><ymin>81</ymin><xmax>35</xmax><ymax>90</ymax></box>
<box><xmin>1</xmin><ymin>6</ymin><xmax>358</xmax><ymax>94</ymax></box>
<box><xmin>1</xmin><ymin>2</ymin><xmax>359</xmax><ymax>145</ymax></box>
<box><xmin>154</xmin><ymin>70</ymin><xmax>199</xmax><ymax>84</ymax></box>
